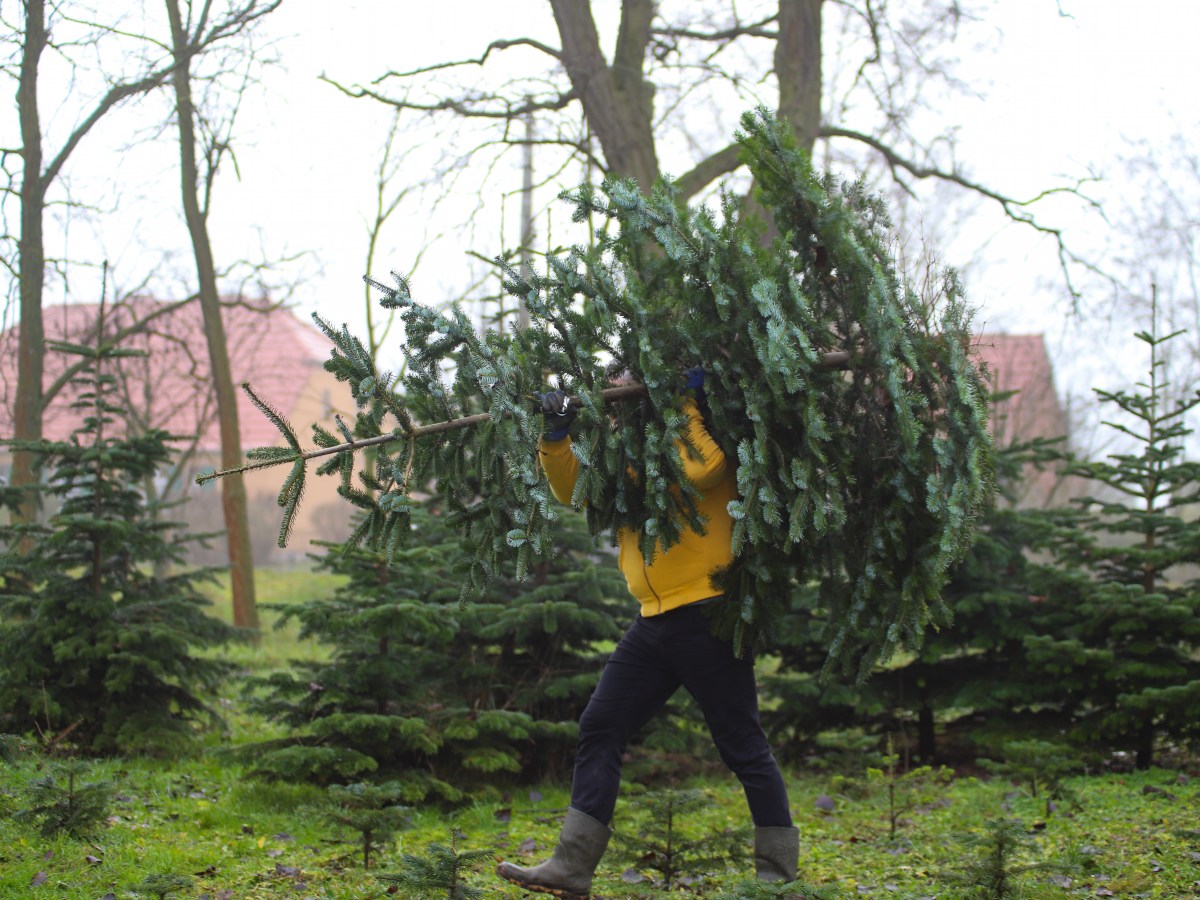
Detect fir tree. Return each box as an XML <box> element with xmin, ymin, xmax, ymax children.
<box><xmin>379</xmin><ymin>829</ymin><xmax>494</xmax><ymax>899</ymax></box>
<box><xmin>977</xmin><ymin>740</ymin><xmax>1081</xmax><ymax>818</ymax></box>
<box><xmin>13</xmin><ymin>761</ymin><xmax>114</xmax><ymax>839</ymax></box>
<box><xmin>942</xmin><ymin>818</ymin><xmax>1060</xmax><ymax>900</ymax></box>
<box><xmin>865</xmin><ymin>436</ymin><xmax>1069</xmax><ymax>762</ymax></box>
<box><xmin>612</xmin><ymin>788</ymin><xmax>749</xmax><ymax>890</ymax></box>
<box><xmin>0</xmin><ymin>304</ymin><xmax>237</xmax><ymax>755</ymax></box>
<box><xmin>316</xmin><ymin>781</ymin><xmax>411</xmax><ymax>870</ymax></box>
<box><xmin>243</xmin><ymin>500</ymin><xmax>627</xmax><ymax>798</ymax></box>
<box><xmin>1024</xmin><ymin>317</ymin><xmax>1200</xmax><ymax>768</ymax></box>
<box><xmin>130</xmin><ymin>873</ymin><xmax>193</xmax><ymax>900</ymax></box>
<box><xmin>759</xmin><ymin>435</ymin><xmax>1057</xmax><ymax>763</ymax></box>
<box><xmin>210</xmin><ymin>107</ymin><xmax>992</xmax><ymax>680</ymax></box>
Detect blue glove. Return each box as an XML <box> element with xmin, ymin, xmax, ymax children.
<box><xmin>538</xmin><ymin>389</ymin><xmax>578</xmax><ymax>441</ymax></box>
<box><xmin>684</xmin><ymin>367</ymin><xmax>705</xmax><ymax>391</ymax></box>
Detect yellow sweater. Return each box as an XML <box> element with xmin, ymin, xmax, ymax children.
<box><xmin>538</xmin><ymin>399</ymin><xmax>736</xmax><ymax>617</ymax></box>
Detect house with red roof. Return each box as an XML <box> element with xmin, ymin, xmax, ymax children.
<box><xmin>0</xmin><ymin>299</ymin><xmax>353</xmax><ymax>564</ymax></box>
<box><xmin>974</xmin><ymin>333</ymin><xmax>1075</xmax><ymax>508</ymax></box>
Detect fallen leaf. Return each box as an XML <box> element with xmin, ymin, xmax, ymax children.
<box><xmin>1141</xmin><ymin>785</ymin><xmax>1177</xmax><ymax>800</ymax></box>
<box><xmin>494</xmin><ymin>808</ymin><xmax>512</xmax><ymax>823</ymax></box>
<box><xmin>620</xmin><ymin>868</ymin><xmax>644</xmax><ymax>883</ymax></box>
<box><xmin>85</xmin><ymin>855</ymin><xmax>101</xmax><ymax>865</ymax></box>
<box><xmin>42</xmin><ymin>850</ymin><xmax>53</xmax><ymax>860</ymax></box>
<box><xmin>1048</xmin><ymin>874</ymin><xmax>1072</xmax><ymax>888</ymax></box>
<box><xmin>31</xmin><ymin>872</ymin><xmax>48</xmax><ymax>887</ymax></box>
<box><xmin>267</xmin><ymin>849</ymin><xmax>284</xmax><ymax>858</ymax></box>
<box><xmin>814</xmin><ymin>794</ymin><xmax>836</xmax><ymax>812</ymax></box>
<box><xmin>529</xmin><ymin>790</ymin><xmax>543</xmax><ymax>803</ymax></box>
<box><xmin>275</xmin><ymin>863</ymin><xmax>301</xmax><ymax>877</ymax></box>
<box><xmin>273</xmin><ymin>832</ymin><xmax>295</xmax><ymax>841</ymax></box>
<box><xmin>518</xmin><ymin>838</ymin><xmax>538</xmax><ymax>854</ymax></box>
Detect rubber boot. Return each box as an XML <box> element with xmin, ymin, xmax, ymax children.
<box><xmin>497</xmin><ymin>807</ymin><xmax>612</xmax><ymax>899</ymax></box>
<box><xmin>755</xmin><ymin>824</ymin><xmax>800</xmax><ymax>882</ymax></box>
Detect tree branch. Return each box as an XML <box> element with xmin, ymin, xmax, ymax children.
<box><xmin>822</xmin><ymin>125</ymin><xmax>1104</xmax><ymax>297</ymax></box>
<box><xmin>320</xmin><ymin>75</ymin><xmax>579</xmax><ymax>119</ymax></box>
<box><xmin>674</xmin><ymin>142</ymin><xmax>743</xmax><ymax>201</ymax></box>
<box><xmin>371</xmin><ymin>37</ymin><xmax>562</xmax><ymax>83</ymax></box>
<box><xmin>41</xmin><ymin>66</ymin><xmax>174</xmax><ymax>187</ymax></box>
<box><xmin>199</xmin><ymin>356</ymin><xmax>853</xmax><ymax>484</ymax></box>
<box><xmin>650</xmin><ymin>15</ymin><xmax>779</xmax><ymax>42</ymax></box>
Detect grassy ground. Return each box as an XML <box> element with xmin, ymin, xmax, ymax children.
<box><xmin>3</xmin><ymin>569</ymin><xmax>1199</xmax><ymax>898</ymax></box>
<box><xmin>3</xmin><ymin>749</ymin><xmax>1198</xmax><ymax>898</ymax></box>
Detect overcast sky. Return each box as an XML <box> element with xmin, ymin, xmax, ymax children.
<box><xmin>11</xmin><ymin>1</ymin><xmax>1200</xmax><ymax>432</ymax></box>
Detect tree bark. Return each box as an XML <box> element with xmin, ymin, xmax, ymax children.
<box><xmin>12</xmin><ymin>0</ymin><xmax>48</xmax><ymax>541</ymax></box>
<box><xmin>776</xmin><ymin>0</ymin><xmax>823</xmax><ymax>154</ymax></box>
<box><xmin>549</xmin><ymin>0</ymin><xmax>658</xmax><ymax>191</ymax></box>
<box><xmin>165</xmin><ymin>0</ymin><xmax>259</xmax><ymax>633</ymax></box>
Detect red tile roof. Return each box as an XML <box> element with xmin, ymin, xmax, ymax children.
<box><xmin>973</xmin><ymin>333</ymin><xmax>1067</xmax><ymax>447</ymax></box>
<box><xmin>0</xmin><ymin>299</ymin><xmax>332</xmax><ymax>452</ymax></box>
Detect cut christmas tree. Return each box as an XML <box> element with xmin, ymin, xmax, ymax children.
<box><xmin>211</xmin><ymin>108</ymin><xmax>993</xmax><ymax>679</ymax></box>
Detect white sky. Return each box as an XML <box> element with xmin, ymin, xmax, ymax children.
<box><xmin>8</xmin><ymin>0</ymin><xmax>1200</xmax><ymax>443</ymax></box>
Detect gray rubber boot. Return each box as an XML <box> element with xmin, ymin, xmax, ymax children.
<box><xmin>497</xmin><ymin>807</ymin><xmax>612</xmax><ymax>899</ymax></box>
<box><xmin>755</xmin><ymin>825</ymin><xmax>800</xmax><ymax>882</ymax></box>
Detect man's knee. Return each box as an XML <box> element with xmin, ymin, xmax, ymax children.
<box><xmin>578</xmin><ymin>703</ymin><xmax>628</xmax><ymax>749</ymax></box>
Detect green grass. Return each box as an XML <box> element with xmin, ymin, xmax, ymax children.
<box><xmin>4</xmin><ymin>568</ymin><xmax>1199</xmax><ymax>898</ymax></box>
<box><xmin>3</xmin><ymin>745</ymin><xmax>1198</xmax><ymax>898</ymax></box>
<box><xmin>196</xmin><ymin>567</ymin><xmax>346</xmax><ymax>671</ymax></box>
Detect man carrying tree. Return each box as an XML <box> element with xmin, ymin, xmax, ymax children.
<box><xmin>497</xmin><ymin>371</ymin><xmax>800</xmax><ymax>896</ymax></box>
<box><xmin>207</xmin><ymin>109</ymin><xmax>990</xmax><ymax>898</ymax></box>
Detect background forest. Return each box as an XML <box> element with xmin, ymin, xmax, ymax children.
<box><xmin>2</xmin><ymin>2</ymin><xmax>1200</xmax><ymax>898</ymax></box>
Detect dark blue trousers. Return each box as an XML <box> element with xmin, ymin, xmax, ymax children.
<box><xmin>569</xmin><ymin>603</ymin><xmax>793</xmax><ymax>827</ymax></box>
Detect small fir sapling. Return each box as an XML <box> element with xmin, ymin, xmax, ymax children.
<box><xmin>942</xmin><ymin>818</ymin><xmax>1064</xmax><ymax>900</ymax></box>
<box><xmin>130</xmin><ymin>873</ymin><xmax>193</xmax><ymax>899</ymax></box>
<box><xmin>379</xmin><ymin>829</ymin><xmax>494</xmax><ymax>899</ymax></box>
<box><xmin>13</xmin><ymin>761</ymin><xmax>115</xmax><ymax>839</ymax></box>
<box><xmin>714</xmin><ymin>877</ymin><xmax>842</xmax><ymax>899</ymax></box>
<box><xmin>612</xmin><ymin>788</ymin><xmax>749</xmax><ymax>889</ymax></box>
<box><xmin>833</xmin><ymin>737</ymin><xmax>953</xmax><ymax>840</ymax></box>
<box><xmin>315</xmin><ymin>781</ymin><xmax>411</xmax><ymax>869</ymax></box>
<box><xmin>0</xmin><ymin>734</ymin><xmax>27</xmax><ymax>764</ymax></box>
<box><xmin>977</xmin><ymin>739</ymin><xmax>1082</xmax><ymax>817</ymax></box>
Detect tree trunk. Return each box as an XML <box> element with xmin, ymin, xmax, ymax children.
<box><xmin>917</xmin><ymin>703</ymin><xmax>936</xmax><ymax>764</ymax></box>
<box><xmin>549</xmin><ymin>0</ymin><xmax>658</xmax><ymax>191</ymax></box>
<box><xmin>165</xmin><ymin>0</ymin><xmax>259</xmax><ymax>633</ymax></box>
<box><xmin>517</xmin><ymin>107</ymin><xmax>535</xmax><ymax>331</ymax></box>
<box><xmin>776</xmin><ymin>0</ymin><xmax>823</xmax><ymax>154</ymax></box>
<box><xmin>743</xmin><ymin>0</ymin><xmax>824</xmax><ymax>241</ymax></box>
<box><xmin>1135</xmin><ymin>722</ymin><xmax>1155</xmax><ymax>770</ymax></box>
<box><xmin>12</xmin><ymin>0</ymin><xmax>48</xmax><ymax>541</ymax></box>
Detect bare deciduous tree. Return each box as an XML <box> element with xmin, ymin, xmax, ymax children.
<box><xmin>163</xmin><ymin>0</ymin><xmax>284</xmax><ymax>631</ymax></box>
<box><xmin>324</xmin><ymin>0</ymin><xmax>1090</xmax><ymax>280</ymax></box>
<box><xmin>5</xmin><ymin>1</ymin><xmax>181</xmax><ymax>537</ymax></box>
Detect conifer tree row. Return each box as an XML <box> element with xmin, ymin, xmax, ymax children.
<box><xmin>225</xmin><ymin>108</ymin><xmax>993</xmax><ymax>678</ymax></box>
